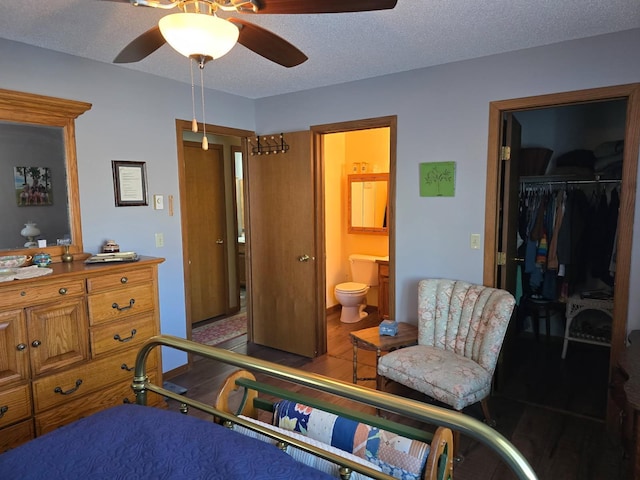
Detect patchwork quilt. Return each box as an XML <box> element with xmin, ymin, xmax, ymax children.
<box><xmin>273</xmin><ymin>400</ymin><xmax>431</xmax><ymax>480</ymax></box>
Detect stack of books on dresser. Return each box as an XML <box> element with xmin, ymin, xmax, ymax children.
<box><xmin>85</xmin><ymin>252</ymin><xmax>139</xmax><ymax>264</ymax></box>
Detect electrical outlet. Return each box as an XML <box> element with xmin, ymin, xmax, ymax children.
<box><xmin>153</xmin><ymin>194</ymin><xmax>164</xmax><ymax>210</ymax></box>
<box><xmin>470</xmin><ymin>234</ymin><xmax>481</xmax><ymax>249</ymax></box>
<box><xmin>155</xmin><ymin>233</ymin><xmax>164</xmax><ymax>248</ymax></box>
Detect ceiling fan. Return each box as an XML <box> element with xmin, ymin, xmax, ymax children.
<box><xmin>106</xmin><ymin>0</ymin><xmax>398</xmax><ymax>68</ymax></box>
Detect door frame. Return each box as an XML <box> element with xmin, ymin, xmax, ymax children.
<box><xmin>482</xmin><ymin>83</ymin><xmax>640</xmax><ymax>429</ymax></box>
<box><xmin>311</xmin><ymin>116</ymin><xmax>397</xmax><ymax>354</ymax></box>
<box><xmin>175</xmin><ymin>120</ymin><xmax>254</xmax><ymax>363</ymax></box>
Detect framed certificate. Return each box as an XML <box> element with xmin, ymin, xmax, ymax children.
<box><xmin>112</xmin><ymin>160</ymin><xmax>148</xmax><ymax>207</ymax></box>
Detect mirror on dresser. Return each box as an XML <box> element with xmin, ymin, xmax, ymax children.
<box><xmin>348</xmin><ymin>173</ymin><xmax>389</xmax><ymax>235</ymax></box>
<box><xmin>0</xmin><ymin>88</ymin><xmax>91</xmax><ymax>258</ymax></box>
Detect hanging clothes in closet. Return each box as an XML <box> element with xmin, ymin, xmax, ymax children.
<box><xmin>518</xmin><ymin>182</ymin><xmax>620</xmax><ymax>302</ymax></box>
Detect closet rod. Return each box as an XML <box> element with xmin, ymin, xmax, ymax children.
<box><xmin>519</xmin><ymin>177</ymin><xmax>620</xmax><ymax>186</ymax></box>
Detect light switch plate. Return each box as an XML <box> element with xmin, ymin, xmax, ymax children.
<box><xmin>153</xmin><ymin>194</ymin><xmax>164</xmax><ymax>210</ymax></box>
<box><xmin>470</xmin><ymin>234</ymin><xmax>481</xmax><ymax>249</ymax></box>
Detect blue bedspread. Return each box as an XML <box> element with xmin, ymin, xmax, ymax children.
<box><xmin>0</xmin><ymin>404</ymin><xmax>335</xmax><ymax>479</ymax></box>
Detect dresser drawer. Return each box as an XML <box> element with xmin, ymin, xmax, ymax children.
<box><xmin>90</xmin><ymin>313</ymin><xmax>157</xmax><ymax>358</ymax></box>
<box><xmin>35</xmin><ymin>374</ymin><xmax>163</xmax><ymax>436</ymax></box>
<box><xmin>86</xmin><ymin>267</ymin><xmax>154</xmax><ymax>293</ymax></box>
<box><xmin>0</xmin><ymin>384</ymin><xmax>32</xmax><ymax>429</ymax></box>
<box><xmin>32</xmin><ymin>350</ymin><xmax>158</xmax><ymax>413</ymax></box>
<box><xmin>0</xmin><ymin>419</ymin><xmax>34</xmax><ymax>452</ymax></box>
<box><xmin>87</xmin><ymin>283</ymin><xmax>155</xmax><ymax>325</ymax></box>
<box><xmin>0</xmin><ymin>279</ymin><xmax>85</xmax><ymax>310</ymax></box>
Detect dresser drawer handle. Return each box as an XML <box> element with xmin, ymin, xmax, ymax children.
<box><xmin>31</xmin><ymin>340</ymin><xmax>41</xmax><ymax>348</ymax></box>
<box><xmin>54</xmin><ymin>379</ymin><xmax>83</xmax><ymax>396</ymax></box>
<box><xmin>16</xmin><ymin>343</ymin><xmax>27</xmax><ymax>351</ymax></box>
<box><xmin>59</xmin><ymin>288</ymin><xmax>67</xmax><ymax>295</ymax></box>
<box><xmin>120</xmin><ymin>277</ymin><xmax>128</xmax><ymax>284</ymax></box>
<box><xmin>114</xmin><ymin>329</ymin><xmax>137</xmax><ymax>343</ymax></box>
<box><xmin>121</xmin><ymin>363</ymin><xmax>134</xmax><ymax>372</ymax></box>
<box><xmin>112</xmin><ymin>299</ymin><xmax>135</xmax><ymax>311</ymax></box>
<box><xmin>0</xmin><ymin>405</ymin><xmax>7</xmax><ymax>418</ymax></box>
<box><xmin>123</xmin><ymin>397</ymin><xmax>132</xmax><ymax>404</ymax></box>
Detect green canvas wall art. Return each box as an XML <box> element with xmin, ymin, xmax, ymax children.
<box><xmin>419</xmin><ymin>161</ymin><xmax>456</xmax><ymax>197</ymax></box>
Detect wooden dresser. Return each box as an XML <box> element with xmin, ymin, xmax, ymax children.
<box><xmin>610</xmin><ymin>330</ymin><xmax>640</xmax><ymax>479</ymax></box>
<box><xmin>0</xmin><ymin>256</ymin><xmax>164</xmax><ymax>452</ymax></box>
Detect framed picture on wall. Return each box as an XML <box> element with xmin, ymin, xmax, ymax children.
<box><xmin>419</xmin><ymin>161</ymin><xmax>456</xmax><ymax>197</ymax></box>
<box><xmin>112</xmin><ymin>160</ymin><xmax>148</xmax><ymax>207</ymax></box>
<box><xmin>14</xmin><ymin>166</ymin><xmax>53</xmax><ymax>206</ymax></box>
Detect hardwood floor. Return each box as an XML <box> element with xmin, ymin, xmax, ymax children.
<box><xmin>166</xmin><ymin>308</ymin><xmax>628</xmax><ymax>480</ymax></box>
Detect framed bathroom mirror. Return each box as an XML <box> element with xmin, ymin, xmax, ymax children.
<box><xmin>348</xmin><ymin>173</ymin><xmax>389</xmax><ymax>235</ymax></box>
<box><xmin>0</xmin><ymin>88</ymin><xmax>91</xmax><ymax>257</ymax></box>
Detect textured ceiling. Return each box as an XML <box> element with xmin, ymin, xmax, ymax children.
<box><xmin>0</xmin><ymin>1</ymin><xmax>638</xmax><ymax>99</ymax></box>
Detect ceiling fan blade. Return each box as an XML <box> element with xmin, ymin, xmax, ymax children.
<box><xmin>113</xmin><ymin>25</ymin><xmax>166</xmax><ymax>63</ymax></box>
<box><xmin>100</xmin><ymin>0</ymin><xmax>163</xmax><ymax>5</ymax></box>
<box><xmin>228</xmin><ymin>18</ymin><xmax>307</xmax><ymax>68</ymax></box>
<box><xmin>246</xmin><ymin>0</ymin><xmax>397</xmax><ymax>14</ymax></box>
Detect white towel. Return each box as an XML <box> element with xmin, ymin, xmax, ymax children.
<box><xmin>0</xmin><ymin>265</ymin><xmax>53</xmax><ymax>283</ymax></box>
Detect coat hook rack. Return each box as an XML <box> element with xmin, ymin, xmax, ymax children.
<box><xmin>249</xmin><ymin>133</ymin><xmax>289</xmax><ymax>155</ymax></box>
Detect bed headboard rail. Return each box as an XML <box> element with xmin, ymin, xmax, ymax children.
<box><xmin>132</xmin><ymin>334</ymin><xmax>537</xmax><ymax>480</ymax></box>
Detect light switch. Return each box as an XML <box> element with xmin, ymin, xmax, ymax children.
<box><xmin>155</xmin><ymin>233</ymin><xmax>164</xmax><ymax>248</ymax></box>
<box><xmin>470</xmin><ymin>234</ymin><xmax>481</xmax><ymax>250</ymax></box>
<box><xmin>154</xmin><ymin>194</ymin><xmax>164</xmax><ymax>210</ymax></box>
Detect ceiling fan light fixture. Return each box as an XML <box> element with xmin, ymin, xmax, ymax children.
<box><xmin>159</xmin><ymin>13</ymin><xmax>239</xmax><ymax>61</ymax></box>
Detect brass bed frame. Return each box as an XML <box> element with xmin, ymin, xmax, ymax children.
<box><xmin>133</xmin><ymin>335</ymin><xmax>538</xmax><ymax>480</ymax></box>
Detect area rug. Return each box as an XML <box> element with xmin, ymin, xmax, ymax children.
<box><xmin>192</xmin><ymin>312</ymin><xmax>247</xmax><ymax>347</ymax></box>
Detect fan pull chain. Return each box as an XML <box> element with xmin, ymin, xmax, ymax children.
<box><xmin>200</xmin><ymin>65</ymin><xmax>208</xmax><ymax>150</ymax></box>
<box><xmin>190</xmin><ymin>59</ymin><xmax>197</xmax><ymax>133</ymax></box>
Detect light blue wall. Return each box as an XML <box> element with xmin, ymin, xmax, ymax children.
<box><xmin>254</xmin><ymin>28</ymin><xmax>640</xmax><ymax>328</ymax></box>
<box><xmin>0</xmin><ymin>39</ymin><xmax>255</xmax><ymax>372</ymax></box>
<box><xmin>1</xmin><ymin>28</ymin><xmax>639</xmax><ymax>371</ymax></box>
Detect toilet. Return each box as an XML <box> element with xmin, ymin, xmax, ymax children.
<box><xmin>335</xmin><ymin>254</ymin><xmax>386</xmax><ymax>324</ymax></box>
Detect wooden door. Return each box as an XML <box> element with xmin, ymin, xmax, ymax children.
<box><xmin>26</xmin><ymin>298</ymin><xmax>88</xmax><ymax>377</ymax></box>
<box><xmin>494</xmin><ymin>114</ymin><xmax>521</xmax><ymax>389</ymax></box>
<box><xmin>246</xmin><ymin>131</ymin><xmax>318</xmax><ymax>357</ymax></box>
<box><xmin>497</xmin><ymin>113</ymin><xmax>521</xmax><ymax>292</ymax></box>
<box><xmin>183</xmin><ymin>141</ymin><xmax>228</xmax><ymax>324</ymax></box>
<box><xmin>0</xmin><ymin>309</ymin><xmax>29</xmax><ymax>388</ymax></box>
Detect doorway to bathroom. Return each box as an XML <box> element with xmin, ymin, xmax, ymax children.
<box><xmin>185</xmin><ymin>117</ymin><xmax>397</xmax><ymax>360</ymax></box>
<box><xmin>312</xmin><ymin>116</ymin><xmax>397</xmax><ymax>360</ymax></box>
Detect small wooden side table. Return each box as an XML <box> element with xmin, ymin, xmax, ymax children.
<box><xmin>349</xmin><ymin>322</ymin><xmax>418</xmax><ymax>390</ymax></box>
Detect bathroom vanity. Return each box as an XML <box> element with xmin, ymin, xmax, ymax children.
<box><xmin>377</xmin><ymin>259</ymin><xmax>389</xmax><ymax>320</ymax></box>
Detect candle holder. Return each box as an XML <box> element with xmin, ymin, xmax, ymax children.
<box><xmin>61</xmin><ymin>245</ymin><xmax>74</xmax><ymax>263</ymax></box>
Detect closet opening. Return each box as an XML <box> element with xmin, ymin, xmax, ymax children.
<box><xmin>504</xmin><ymin>99</ymin><xmax>624</xmax><ymax>420</ymax></box>
<box><xmin>483</xmin><ymin>85</ymin><xmax>640</xmax><ymax>432</ymax></box>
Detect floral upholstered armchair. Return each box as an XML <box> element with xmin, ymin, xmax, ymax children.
<box><xmin>377</xmin><ymin>279</ymin><xmax>516</xmax><ymax>424</ymax></box>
